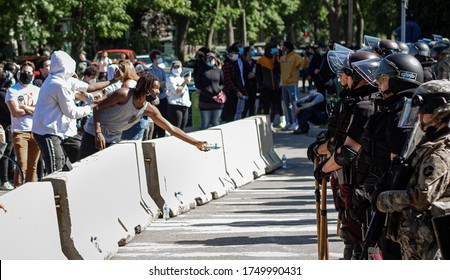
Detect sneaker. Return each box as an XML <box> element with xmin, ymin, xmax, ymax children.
<box><xmin>278</xmin><ymin>118</ymin><xmax>287</xmax><ymax>129</ymax></box>
<box><xmin>1</xmin><ymin>181</ymin><xmax>14</xmax><ymax>191</ymax></box>
<box><xmin>288</xmin><ymin>122</ymin><xmax>298</xmax><ymax>130</ymax></box>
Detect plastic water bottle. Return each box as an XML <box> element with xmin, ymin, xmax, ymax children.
<box><xmin>91</xmin><ymin>236</ymin><xmax>102</xmax><ymax>253</ymax></box>
<box><xmin>163</xmin><ymin>203</ymin><xmax>169</xmax><ymax>220</ymax></box>
<box><xmin>282</xmin><ymin>154</ymin><xmax>287</xmax><ymax>169</ymax></box>
<box><xmin>203</xmin><ymin>143</ymin><xmax>222</xmax><ymax>150</ymax></box>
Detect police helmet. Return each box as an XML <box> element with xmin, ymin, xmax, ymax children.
<box><xmin>431</xmin><ymin>40</ymin><xmax>450</xmax><ymax>58</ymax></box>
<box><xmin>374</xmin><ymin>39</ymin><xmax>400</xmax><ymax>57</ymax></box>
<box><xmin>372</xmin><ymin>53</ymin><xmax>423</xmax><ymax>83</ymax></box>
<box><xmin>412</xmin><ymin>80</ymin><xmax>450</xmax><ymax>115</ymax></box>
<box><xmin>397</xmin><ymin>41</ymin><xmax>409</xmax><ymax>54</ymax></box>
<box><xmin>408</xmin><ymin>42</ymin><xmax>431</xmax><ymax>58</ymax></box>
<box><xmin>342</xmin><ymin>51</ymin><xmax>378</xmax><ymax>86</ymax></box>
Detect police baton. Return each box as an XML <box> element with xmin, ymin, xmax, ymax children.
<box><xmin>313</xmin><ymin>156</ymin><xmax>322</xmax><ymax>259</ymax></box>
<box><xmin>320</xmin><ymin>172</ymin><xmax>329</xmax><ymax>260</ymax></box>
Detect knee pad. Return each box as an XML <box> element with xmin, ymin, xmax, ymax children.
<box><xmin>335</xmin><ymin>145</ymin><xmax>359</xmax><ymax>167</ymax></box>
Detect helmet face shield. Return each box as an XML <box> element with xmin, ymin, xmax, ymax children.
<box><xmin>334</xmin><ymin>43</ymin><xmax>353</xmax><ymax>52</ymax></box>
<box><xmin>398</xmin><ymin>98</ymin><xmax>419</xmax><ymax>128</ymax></box>
<box><xmin>327</xmin><ymin>50</ymin><xmax>352</xmax><ymax>74</ymax></box>
<box><xmin>351</xmin><ymin>57</ymin><xmax>382</xmax><ymax>87</ymax></box>
<box><xmin>363</xmin><ymin>35</ymin><xmax>381</xmax><ymax>49</ymax></box>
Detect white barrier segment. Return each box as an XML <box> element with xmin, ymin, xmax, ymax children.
<box><xmin>119</xmin><ymin>141</ymin><xmax>160</xmax><ymax>224</ymax></box>
<box><xmin>0</xmin><ymin>182</ymin><xmax>67</xmax><ymax>260</ymax></box>
<box><xmin>247</xmin><ymin>115</ymin><xmax>282</xmax><ymax>172</ymax></box>
<box><xmin>185</xmin><ymin>129</ymin><xmax>235</xmax><ymax>199</ymax></box>
<box><xmin>210</xmin><ymin>119</ymin><xmax>266</xmax><ymax>188</ymax></box>
<box><xmin>43</xmin><ymin>143</ymin><xmax>155</xmax><ymax>259</ymax></box>
<box><xmin>142</xmin><ymin>138</ymin><xmax>213</xmax><ymax>217</ymax></box>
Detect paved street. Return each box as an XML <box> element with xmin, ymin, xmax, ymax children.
<box><xmin>114</xmin><ymin>130</ymin><xmax>344</xmax><ymax>260</ymax></box>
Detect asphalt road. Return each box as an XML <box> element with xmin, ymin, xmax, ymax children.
<box><xmin>113</xmin><ymin>130</ymin><xmax>344</xmax><ymax>260</ymax></box>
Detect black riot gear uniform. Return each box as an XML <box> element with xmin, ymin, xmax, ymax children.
<box><xmin>358</xmin><ymin>53</ymin><xmax>424</xmax><ymax>259</ymax></box>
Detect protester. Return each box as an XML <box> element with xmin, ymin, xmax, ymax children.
<box><xmin>166</xmin><ymin>60</ymin><xmax>192</xmax><ymax>131</ymax></box>
<box><xmin>242</xmin><ymin>47</ymin><xmax>257</xmax><ymax>117</ymax></box>
<box><xmin>5</xmin><ymin>61</ymin><xmax>41</xmax><ymax>186</ymax></box>
<box><xmin>392</xmin><ymin>13</ymin><xmax>422</xmax><ymax>43</ymax></box>
<box><xmin>33</xmin><ymin>58</ymin><xmax>51</xmax><ymax>87</ymax></box>
<box><xmin>32</xmin><ymin>50</ymin><xmax>123</xmax><ymax>175</ymax></box>
<box><xmin>195</xmin><ymin>53</ymin><xmax>225</xmax><ymax>130</ymax></box>
<box><xmin>0</xmin><ymin>71</ymin><xmax>14</xmax><ymax>190</ymax></box>
<box><xmin>78</xmin><ymin>72</ymin><xmax>209</xmax><ymax>159</ymax></box>
<box><xmin>98</xmin><ymin>50</ymin><xmax>112</xmax><ymax>81</ymax></box>
<box><xmin>222</xmin><ymin>45</ymin><xmax>246</xmax><ymax>122</ymax></box>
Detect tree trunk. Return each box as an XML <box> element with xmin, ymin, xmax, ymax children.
<box><xmin>355</xmin><ymin>0</ymin><xmax>364</xmax><ymax>47</ymax></box>
<box><xmin>70</xmin><ymin>3</ymin><xmax>86</xmax><ymax>59</ymax></box>
<box><xmin>176</xmin><ymin>16</ymin><xmax>190</xmax><ymax>63</ymax></box>
<box><xmin>241</xmin><ymin>0</ymin><xmax>247</xmax><ymax>46</ymax></box>
<box><xmin>225</xmin><ymin>0</ymin><xmax>234</xmax><ymax>47</ymax></box>
<box><xmin>323</xmin><ymin>0</ymin><xmax>341</xmax><ymax>43</ymax></box>
<box><xmin>206</xmin><ymin>0</ymin><xmax>221</xmax><ymax>49</ymax></box>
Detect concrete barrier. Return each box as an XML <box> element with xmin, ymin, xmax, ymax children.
<box><xmin>247</xmin><ymin>115</ymin><xmax>282</xmax><ymax>173</ymax></box>
<box><xmin>42</xmin><ymin>142</ymin><xmax>157</xmax><ymax>259</ymax></box>
<box><xmin>142</xmin><ymin>134</ymin><xmax>218</xmax><ymax>217</ymax></box>
<box><xmin>0</xmin><ymin>182</ymin><xmax>67</xmax><ymax>260</ymax></box>
<box><xmin>210</xmin><ymin>118</ymin><xmax>266</xmax><ymax>187</ymax></box>
<box><xmin>186</xmin><ymin>129</ymin><xmax>235</xmax><ymax>198</ymax></box>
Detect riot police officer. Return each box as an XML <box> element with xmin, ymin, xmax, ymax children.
<box><xmin>308</xmin><ymin>48</ymin><xmax>354</xmax><ymax>259</ymax></box>
<box><xmin>431</xmin><ymin>40</ymin><xmax>450</xmax><ymax>80</ymax></box>
<box><xmin>374</xmin><ymin>39</ymin><xmax>400</xmax><ymax>57</ymax></box>
<box><xmin>376</xmin><ymin>79</ymin><xmax>450</xmax><ymax>260</ymax></box>
<box><xmin>409</xmin><ymin>41</ymin><xmax>436</xmax><ymax>82</ymax></box>
<box><xmin>353</xmin><ymin>53</ymin><xmax>424</xmax><ymax>259</ymax></box>
<box><xmin>314</xmin><ymin>51</ymin><xmax>379</xmax><ymax>259</ymax></box>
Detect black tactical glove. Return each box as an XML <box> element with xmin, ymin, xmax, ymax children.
<box><xmin>314</xmin><ymin>157</ymin><xmax>331</xmax><ymax>182</ymax></box>
<box><xmin>307</xmin><ymin>141</ymin><xmax>320</xmax><ymax>161</ymax></box>
<box><xmin>307</xmin><ymin>130</ymin><xmax>328</xmax><ymax>161</ymax></box>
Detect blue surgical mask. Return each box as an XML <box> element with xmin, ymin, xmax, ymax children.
<box><xmin>251</xmin><ymin>50</ymin><xmax>257</xmax><ymax>56</ymax></box>
<box><xmin>238</xmin><ymin>47</ymin><xmax>244</xmax><ymax>54</ymax></box>
<box><xmin>206</xmin><ymin>61</ymin><xmax>212</xmax><ymax>67</ymax></box>
<box><xmin>270</xmin><ymin>48</ymin><xmax>277</xmax><ymax>55</ymax></box>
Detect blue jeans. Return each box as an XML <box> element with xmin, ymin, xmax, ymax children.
<box><xmin>234</xmin><ymin>98</ymin><xmax>246</xmax><ymax>120</ymax></box>
<box><xmin>282</xmin><ymin>85</ymin><xmax>298</xmax><ymax>124</ymax></box>
<box><xmin>121</xmin><ymin>117</ymin><xmax>149</xmax><ymax>140</ymax></box>
<box><xmin>200</xmin><ymin>109</ymin><xmax>223</xmax><ymax>130</ymax></box>
<box><xmin>297</xmin><ymin>107</ymin><xmax>328</xmax><ymax>132</ymax></box>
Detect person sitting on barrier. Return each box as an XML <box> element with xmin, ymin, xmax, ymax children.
<box><xmin>78</xmin><ymin>72</ymin><xmax>209</xmax><ymax>159</ymax></box>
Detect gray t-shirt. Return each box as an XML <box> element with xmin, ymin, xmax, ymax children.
<box><xmin>84</xmin><ymin>94</ymin><xmax>148</xmax><ymax>143</ymax></box>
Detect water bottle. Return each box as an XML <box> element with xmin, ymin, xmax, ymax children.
<box><xmin>91</xmin><ymin>236</ymin><xmax>102</xmax><ymax>253</ymax></box>
<box><xmin>163</xmin><ymin>203</ymin><xmax>169</xmax><ymax>220</ymax></box>
<box><xmin>282</xmin><ymin>154</ymin><xmax>287</xmax><ymax>169</ymax></box>
<box><xmin>202</xmin><ymin>143</ymin><xmax>222</xmax><ymax>150</ymax></box>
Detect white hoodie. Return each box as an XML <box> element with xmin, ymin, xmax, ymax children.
<box><xmin>32</xmin><ymin>50</ymin><xmax>93</xmax><ymax>137</ymax></box>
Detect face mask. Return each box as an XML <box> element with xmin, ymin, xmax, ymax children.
<box><xmin>156</xmin><ymin>58</ymin><xmax>164</xmax><ymax>64</ymax></box>
<box><xmin>238</xmin><ymin>47</ymin><xmax>244</xmax><ymax>54</ymax></box>
<box><xmin>251</xmin><ymin>50</ymin><xmax>257</xmax><ymax>57</ymax></box>
<box><xmin>230</xmin><ymin>54</ymin><xmax>239</xmax><ymax>61</ymax></box>
<box><xmin>88</xmin><ymin>79</ymin><xmax>97</xmax><ymax>84</ymax></box>
<box><xmin>19</xmin><ymin>72</ymin><xmax>33</xmax><ymax>84</ymax></box>
<box><xmin>283</xmin><ymin>51</ymin><xmax>288</xmax><ymax>55</ymax></box>
<box><xmin>172</xmin><ymin>68</ymin><xmax>182</xmax><ymax>76</ymax></box>
<box><xmin>319</xmin><ymin>50</ymin><xmax>327</xmax><ymax>56</ymax></box>
<box><xmin>270</xmin><ymin>48</ymin><xmax>277</xmax><ymax>55</ymax></box>
<box><xmin>206</xmin><ymin>61</ymin><xmax>212</xmax><ymax>67</ymax></box>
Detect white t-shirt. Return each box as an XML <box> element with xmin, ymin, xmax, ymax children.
<box><xmin>6</xmin><ymin>83</ymin><xmax>40</xmax><ymax>132</ymax></box>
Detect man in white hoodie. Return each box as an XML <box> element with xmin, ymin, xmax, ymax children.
<box><xmin>32</xmin><ymin>50</ymin><xmax>122</xmax><ymax>175</ymax></box>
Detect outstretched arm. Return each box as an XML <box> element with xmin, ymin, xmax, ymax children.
<box><xmin>144</xmin><ymin>103</ymin><xmax>207</xmax><ymax>151</ymax></box>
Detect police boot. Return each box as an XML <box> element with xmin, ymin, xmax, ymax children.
<box><xmin>339</xmin><ymin>225</ymin><xmax>354</xmax><ymax>260</ymax></box>
<box><xmin>351</xmin><ymin>242</ymin><xmax>363</xmax><ymax>260</ymax></box>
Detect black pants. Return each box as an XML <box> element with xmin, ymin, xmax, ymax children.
<box><xmin>258</xmin><ymin>87</ymin><xmax>282</xmax><ymax>122</ymax></box>
<box><xmin>0</xmin><ymin>126</ymin><xmax>13</xmax><ymax>183</ymax></box>
<box><xmin>168</xmin><ymin>104</ymin><xmax>189</xmax><ymax>131</ymax></box>
<box><xmin>78</xmin><ymin>131</ymin><xmax>114</xmax><ymax>160</ymax></box>
<box><xmin>153</xmin><ymin>97</ymin><xmax>169</xmax><ymax>138</ymax></box>
<box><xmin>62</xmin><ymin>135</ymin><xmax>82</xmax><ymax>164</ymax></box>
<box><xmin>33</xmin><ymin>133</ymin><xmax>65</xmax><ymax>175</ymax></box>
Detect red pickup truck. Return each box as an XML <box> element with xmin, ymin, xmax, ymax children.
<box><xmin>91</xmin><ymin>49</ymin><xmax>144</xmax><ymax>67</ymax></box>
